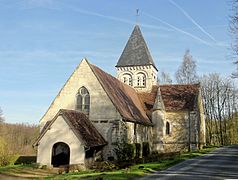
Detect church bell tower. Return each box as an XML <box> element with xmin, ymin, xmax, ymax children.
<box><xmin>116</xmin><ymin>25</ymin><xmax>158</xmax><ymax>92</ymax></box>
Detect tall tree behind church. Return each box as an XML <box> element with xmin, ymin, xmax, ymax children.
<box><xmin>200</xmin><ymin>73</ymin><xmax>238</xmax><ymax>145</ymax></box>
<box><xmin>229</xmin><ymin>0</ymin><xmax>238</xmax><ymax>78</ymax></box>
<box><xmin>175</xmin><ymin>49</ymin><xmax>199</xmax><ymax>84</ymax></box>
<box><xmin>0</xmin><ymin>108</ymin><xmax>4</xmax><ymax>123</ymax></box>
<box><xmin>158</xmin><ymin>71</ymin><xmax>172</xmax><ymax>84</ymax></box>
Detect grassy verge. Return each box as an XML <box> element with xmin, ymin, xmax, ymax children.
<box><xmin>45</xmin><ymin>146</ymin><xmax>216</xmax><ymax>180</ymax></box>
<box><xmin>0</xmin><ymin>164</ymin><xmax>37</xmax><ymax>173</ymax></box>
<box><xmin>0</xmin><ymin>163</ymin><xmax>57</xmax><ymax>178</ymax></box>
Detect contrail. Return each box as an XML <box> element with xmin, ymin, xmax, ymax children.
<box><xmin>55</xmin><ymin>2</ymin><xmax>172</xmax><ymax>32</ymax></box>
<box><xmin>143</xmin><ymin>12</ymin><xmax>212</xmax><ymax>46</ymax></box>
<box><xmin>169</xmin><ymin>0</ymin><xmax>217</xmax><ymax>42</ymax></box>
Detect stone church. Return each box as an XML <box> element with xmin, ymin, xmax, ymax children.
<box><xmin>34</xmin><ymin>25</ymin><xmax>206</xmax><ymax>167</ymax></box>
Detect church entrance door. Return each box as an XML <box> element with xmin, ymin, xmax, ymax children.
<box><xmin>51</xmin><ymin>142</ymin><xmax>70</xmax><ymax>167</ymax></box>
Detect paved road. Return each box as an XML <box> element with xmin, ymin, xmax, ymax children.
<box><xmin>141</xmin><ymin>145</ymin><xmax>238</xmax><ymax>180</ymax></box>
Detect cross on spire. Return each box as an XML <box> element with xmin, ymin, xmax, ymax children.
<box><xmin>136</xmin><ymin>9</ymin><xmax>139</xmax><ymax>24</ymax></box>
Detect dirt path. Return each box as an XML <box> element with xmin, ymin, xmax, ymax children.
<box><xmin>0</xmin><ymin>173</ymin><xmax>30</xmax><ymax>180</ymax></box>
<box><xmin>0</xmin><ymin>167</ymin><xmax>58</xmax><ymax>179</ymax></box>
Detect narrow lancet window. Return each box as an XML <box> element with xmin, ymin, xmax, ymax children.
<box><xmin>76</xmin><ymin>87</ymin><xmax>90</xmax><ymax>113</ymax></box>
<box><xmin>166</xmin><ymin>121</ymin><xmax>170</xmax><ymax>135</ymax></box>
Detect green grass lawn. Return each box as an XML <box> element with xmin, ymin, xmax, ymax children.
<box><xmin>0</xmin><ymin>164</ymin><xmax>36</xmax><ymax>173</ymax></box>
<box><xmin>0</xmin><ymin>147</ymin><xmax>217</xmax><ymax>179</ymax></box>
<box><xmin>45</xmin><ymin>146</ymin><xmax>217</xmax><ymax>180</ymax></box>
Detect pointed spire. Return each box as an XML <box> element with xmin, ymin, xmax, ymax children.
<box><xmin>153</xmin><ymin>86</ymin><xmax>165</xmax><ymax>111</ymax></box>
<box><xmin>116</xmin><ymin>25</ymin><xmax>157</xmax><ymax>70</ymax></box>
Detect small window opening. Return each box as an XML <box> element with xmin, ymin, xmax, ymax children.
<box><xmin>166</xmin><ymin>121</ymin><xmax>170</xmax><ymax>135</ymax></box>
<box><xmin>76</xmin><ymin>87</ymin><xmax>90</xmax><ymax>113</ymax></box>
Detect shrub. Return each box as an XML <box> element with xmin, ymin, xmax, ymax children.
<box><xmin>142</xmin><ymin>142</ymin><xmax>150</xmax><ymax>157</ymax></box>
<box><xmin>0</xmin><ymin>137</ymin><xmax>17</xmax><ymax>166</ymax></box>
<box><xmin>144</xmin><ymin>151</ymin><xmax>181</xmax><ymax>163</ymax></box>
<box><xmin>69</xmin><ymin>164</ymin><xmax>86</xmax><ymax>172</ymax></box>
<box><xmin>90</xmin><ymin>161</ymin><xmax>118</xmax><ymax>171</ymax></box>
<box><xmin>114</xmin><ymin>141</ymin><xmax>135</xmax><ymax>162</ymax></box>
<box><xmin>134</xmin><ymin>143</ymin><xmax>141</xmax><ymax>159</ymax></box>
<box><xmin>14</xmin><ymin>156</ymin><xmax>36</xmax><ymax>165</ymax></box>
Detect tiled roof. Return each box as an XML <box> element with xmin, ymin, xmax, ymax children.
<box><xmin>137</xmin><ymin>86</ymin><xmax>158</xmax><ymax>119</ymax></box>
<box><xmin>160</xmin><ymin>84</ymin><xmax>199</xmax><ymax>111</ymax></box>
<box><xmin>138</xmin><ymin>84</ymin><xmax>200</xmax><ymax>112</ymax></box>
<box><xmin>116</xmin><ymin>25</ymin><xmax>157</xmax><ymax>70</ymax></box>
<box><xmin>34</xmin><ymin>109</ymin><xmax>107</xmax><ymax>148</ymax></box>
<box><xmin>90</xmin><ymin>64</ymin><xmax>152</xmax><ymax>126</ymax></box>
<box><xmin>61</xmin><ymin>109</ymin><xmax>107</xmax><ymax>147</ymax></box>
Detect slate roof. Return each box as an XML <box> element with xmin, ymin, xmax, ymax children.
<box><xmin>34</xmin><ymin>109</ymin><xmax>107</xmax><ymax>148</ymax></box>
<box><xmin>90</xmin><ymin>64</ymin><xmax>153</xmax><ymax>126</ymax></box>
<box><xmin>116</xmin><ymin>25</ymin><xmax>157</xmax><ymax>70</ymax></box>
<box><xmin>138</xmin><ymin>84</ymin><xmax>200</xmax><ymax>113</ymax></box>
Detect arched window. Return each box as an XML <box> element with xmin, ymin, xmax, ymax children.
<box><xmin>137</xmin><ymin>76</ymin><xmax>140</xmax><ymax>86</ymax></box>
<box><xmin>166</xmin><ymin>121</ymin><xmax>170</xmax><ymax>135</ymax></box>
<box><xmin>76</xmin><ymin>87</ymin><xmax>90</xmax><ymax>113</ymax></box>
<box><xmin>136</xmin><ymin>73</ymin><xmax>146</xmax><ymax>87</ymax></box>
<box><xmin>142</xmin><ymin>76</ymin><xmax>146</xmax><ymax>86</ymax></box>
<box><xmin>123</xmin><ymin>77</ymin><xmax>127</xmax><ymax>84</ymax></box>
<box><xmin>51</xmin><ymin>142</ymin><xmax>70</xmax><ymax>167</ymax></box>
<box><xmin>128</xmin><ymin>77</ymin><xmax>132</xmax><ymax>86</ymax></box>
<box><xmin>122</xmin><ymin>74</ymin><xmax>133</xmax><ymax>86</ymax></box>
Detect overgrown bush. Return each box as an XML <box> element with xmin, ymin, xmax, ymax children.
<box><xmin>142</xmin><ymin>142</ymin><xmax>150</xmax><ymax>157</ymax></box>
<box><xmin>114</xmin><ymin>140</ymin><xmax>135</xmax><ymax>162</ymax></box>
<box><xmin>0</xmin><ymin>137</ymin><xmax>18</xmax><ymax>166</ymax></box>
<box><xmin>144</xmin><ymin>151</ymin><xmax>181</xmax><ymax>163</ymax></box>
<box><xmin>14</xmin><ymin>156</ymin><xmax>36</xmax><ymax>165</ymax></box>
<box><xmin>134</xmin><ymin>143</ymin><xmax>141</xmax><ymax>159</ymax></box>
<box><xmin>90</xmin><ymin>161</ymin><xmax>118</xmax><ymax>171</ymax></box>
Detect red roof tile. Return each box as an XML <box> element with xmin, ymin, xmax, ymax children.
<box><xmin>137</xmin><ymin>85</ymin><xmax>158</xmax><ymax>118</ymax></box>
<box><xmin>61</xmin><ymin>109</ymin><xmax>107</xmax><ymax>147</ymax></box>
<box><xmin>90</xmin><ymin>64</ymin><xmax>152</xmax><ymax>126</ymax></box>
<box><xmin>34</xmin><ymin>109</ymin><xmax>107</xmax><ymax>148</ymax></box>
<box><xmin>160</xmin><ymin>84</ymin><xmax>199</xmax><ymax>111</ymax></box>
<box><xmin>138</xmin><ymin>84</ymin><xmax>199</xmax><ymax>113</ymax></box>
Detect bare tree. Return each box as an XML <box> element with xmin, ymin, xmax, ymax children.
<box><xmin>200</xmin><ymin>73</ymin><xmax>238</xmax><ymax>145</ymax></box>
<box><xmin>175</xmin><ymin>49</ymin><xmax>199</xmax><ymax>84</ymax></box>
<box><xmin>158</xmin><ymin>71</ymin><xmax>172</xmax><ymax>84</ymax></box>
<box><xmin>0</xmin><ymin>108</ymin><xmax>4</xmax><ymax>123</ymax></box>
<box><xmin>230</xmin><ymin>0</ymin><xmax>238</xmax><ymax>78</ymax></box>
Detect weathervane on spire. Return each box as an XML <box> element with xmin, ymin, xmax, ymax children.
<box><xmin>136</xmin><ymin>9</ymin><xmax>139</xmax><ymax>24</ymax></box>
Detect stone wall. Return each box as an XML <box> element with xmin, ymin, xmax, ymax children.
<box><xmin>116</xmin><ymin>65</ymin><xmax>157</xmax><ymax>92</ymax></box>
<box><xmin>150</xmin><ymin>110</ymin><xmax>202</xmax><ymax>152</ymax></box>
<box><xmin>40</xmin><ymin>59</ymin><xmax>121</xmax><ymax>129</ymax></box>
<box><xmin>39</xmin><ymin>59</ymin><xmax>122</xmax><ymax>161</ymax></box>
<box><xmin>163</xmin><ymin>111</ymin><xmax>188</xmax><ymax>152</ymax></box>
<box><xmin>197</xmin><ymin>89</ymin><xmax>206</xmax><ymax>148</ymax></box>
<box><xmin>126</xmin><ymin>122</ymin><xmax>152</xmax><ymax>144</ymax></box>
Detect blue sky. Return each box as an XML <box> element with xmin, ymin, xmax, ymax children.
<box><xmin>0</xmin><ymin>0</ymin><xmax>236</xmax><ymax>124</ymax></box>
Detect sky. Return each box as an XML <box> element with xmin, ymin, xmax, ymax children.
<box><xmin>0</xmin><ymin>0</ymin><xmax>236</xmax><ymax>124</ymax></box>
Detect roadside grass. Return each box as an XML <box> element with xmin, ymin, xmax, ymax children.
<box><xmin>0</xmin><ymin>147</ymin><xmax>217</xmax><ymax>179</ymax></box>
<box><xmin>0</xmin><ymin>164</ymin><xmax>37</xmax><ymax>173</ymax></box>
<box><xmin>45</xmin><ymin>146</ymin><xmax>217</xmax><ymax>180</ymax></box>
<box><xmin>0</xmin><ymin>163</ymin><xmax>57</xmax><ymax>178</ymax></box>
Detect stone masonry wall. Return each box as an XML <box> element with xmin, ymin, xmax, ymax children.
<box><xmin>116</xmin><ymin>65</ymin><xmax>157</xmax><ymax>92</ymax></box>
<box><xmin>39</xmin><ymin>59</ymin><xmax>122</xmax><ymax>160</ymax></box>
